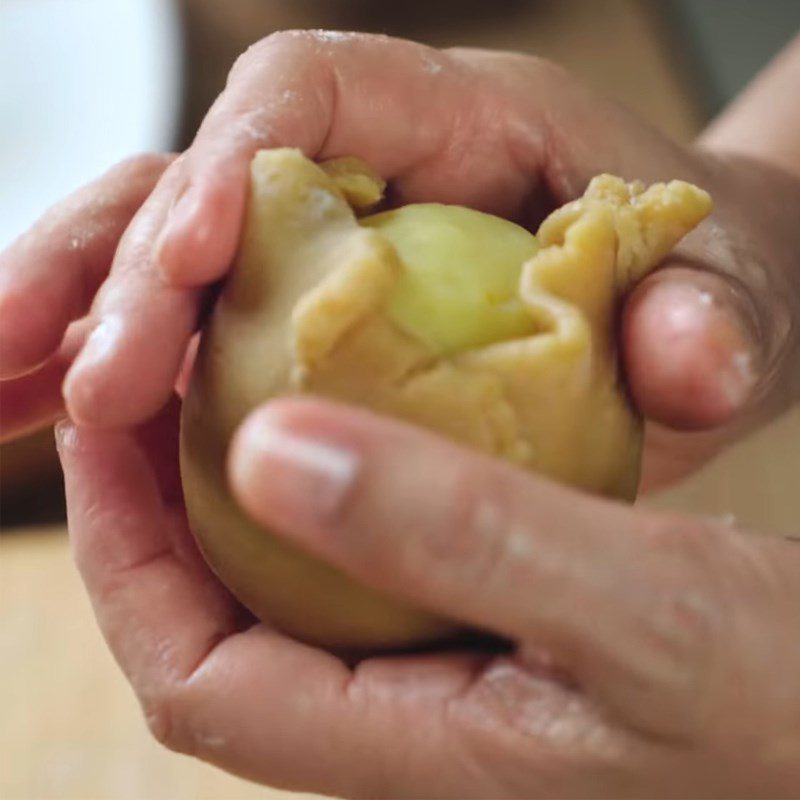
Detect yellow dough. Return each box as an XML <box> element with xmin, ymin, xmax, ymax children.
<box><xmin>180</xmin><ymin>148</ymin><xmax>711</xmax><ymax>648</ymax></box>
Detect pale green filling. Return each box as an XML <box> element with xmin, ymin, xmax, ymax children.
<box><xmin>361</xmin><ymin>204</ymin><xmax>538</xmax><ymax>356</ymax></box>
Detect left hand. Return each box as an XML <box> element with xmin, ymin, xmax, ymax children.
<box><xmin>58</xmin><ymin>395</ymin><xmax>800</xmax><ymax>798</ymax></box>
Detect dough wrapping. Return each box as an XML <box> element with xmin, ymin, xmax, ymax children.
<box><xmin>179</xmin><ymin>148</ymin><xmax>712</xmax><ymax>647</ymax></box>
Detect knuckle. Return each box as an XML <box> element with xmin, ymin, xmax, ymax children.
<box><xmin>450</xmin><ymin>661</ymin><xmax>628</xmax><ymax>796</ymax></box>
<box><xmin>227</xmin><ymin>34</ymin><xmax>278</xmax><ymax>78</ymax></box>
<box><xmin>298</xmin><ymin>29</ymin><xmax>383</xmax><ymax>50</ymax></box>
<box><xmin>644</xmin><ymin>512</ymin><xmax>771</xmax><ymax>606</ymax></box>
<box><xmin>263</xmin><ymin>28</ymin><xmax>325</xmax><ymax>49</ymax></box>
<box><xmin>340</xmin><ymin>459</ymin><xmax>517</xmax><ymax>600</ymax></box>
<box><xmin>410</xmin><ymin>466</ymin><xmax>515</xmax><ymax>590</ymax></box>
<box><xmin>634</xmin><ymin>515</ymin><xmax>783</xmax><ymax>713</ymax></box>
<box><xmin>230</xmin><ymin>28</ymin><xmax>383</xmax><ymax>78</ymax></box>
<box><xmin>251</xmin><ymin>28</ymin><xmax>306</xmax><ymax>52</ymax></box>
<box><xmin>229</xmin><ymin>29</ymin><xmax>327</xmax><ymax>77</ymax></box>
<box><xmin>644</xmin><ymin>512</ymin><xmax>727</xmax><ymax>568</ymax></box>
<box><xmin>641</xmin><ymin>516</ymin><xmax>727</xmax><ymax>648</ymax></box>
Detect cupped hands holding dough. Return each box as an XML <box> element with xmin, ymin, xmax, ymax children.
<box><xmin>2</xmin><ymin>29</ymin><xmax>800</xmax><ymax>799</ymax></box>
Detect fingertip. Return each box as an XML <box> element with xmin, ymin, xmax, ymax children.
<box><xmin>62</xmin><ymin>361</ymin><xmax>105</xmax><ymax>428</ymax></box>
<box><xmin>155</xmin><ymin>175</ymin><xmax>246</xmax><ymax>287</ymax></box>
<box><xmin>62</xmin><ymin>317</ymin><xmax>123</xmax><ymax>426</ymax></box>
<box><xmin>63</xmin><ymin>302</ymin><xmax>195</xmax><ymax>429</ymax></box>
<box><xmin>232</xmin><ymin>397</ymin><xmax>348</xmax><ymax>452</ymax></box>
<box><xmin>624</xmin><ymin>273</ymin><xmax>759</xmax><ymax>430</ymax></box>
<box><xmin>64</xmin><ymin>364</ymin><xmax>176</xmax><ymax>430</ymax></box>
<box><xmin>227</xmin><ymin>402</ymin><xmax>293</xmax><ymax>504</ymax></box>
<box><xmin>53</xmin><ymin>418</ymin><xmax>77</xmax><ymax>453</ymax></box>
<box><xmin>62</xmin><ymin>366</ymin><xmax>102</xmax><ymax>428</ymax></box>
<box><xmin>227</xmin><ymin>398</ymin><xmax>363</xmax><ymax>537</ymax></box>
<box><xmin>64</xmin><ymin>361</ymin><xmax>174</xmax><ymax>432</ymax></box>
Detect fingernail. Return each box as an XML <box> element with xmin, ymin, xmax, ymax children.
<box><xmin>62</xmin><ymin>317</ymin><xmax>123</xmax><ymax>419</ymax></box>
<box><xmin>54</xmin><ymin>419</ymin><xmax>78</xmax><ymax>453</ymax></box>
<box><xmin>154</xmin><ymin>189</ymin><xmax>201</xmax><ymax>272</ymax></box>
<box><xmin>701</xmin><ymin>288</ymin><xmax>759</xmax><ymax>410</ymax></box>
<box><xmin>669</xmin><ymin>282</ymin><xmax>759</xmax><ymax>411</ymax></box>
<box><xmin>75</xmin><ymin>316</ymin><xmax>123</xmax><ymax>370</ymax></box>
<box><xmin>232</xmin><ymin>414</ymin><xmax>360</xmax><ymax>528</ymax></box>
<box><xmin>718</xmin><ymin>348</ymin><xmax>756</xmax><ymax>409</ymax></box>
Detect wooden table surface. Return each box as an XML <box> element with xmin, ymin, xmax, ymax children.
<box><xmin>0</xmin><ymin>530</ymin><xmax>323</xmax><ymax>800</ymax></box>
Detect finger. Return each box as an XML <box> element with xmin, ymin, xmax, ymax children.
<box><xmin>63</xmin><ymin>160</ymin><xmax>203</xmax><ymax>427</ymax></box>
<box><xmin>0</xmin><ymin>318</ymin><xmax>90</xmax><ymax>442</ymax></box>
<box><xmin>0</xmin><ymin>154</ymin><xmax>172</xmax><ymax>378</ymax></box>
<box><xmin>448</xmin><ymin>650</ymin><xmax>663</xmax><ymax>796</ymax></box>
<box><xmin>623</xmin><ymin>263</ymin><xmax>760</xmax><ymax>430</ymax></box>
<box><xmin>155</xmin><ymin>32</ymin><xmax>547</xmax><ymax>285</ymax></box>
<box><xmin>55</xmin><ymin>405</ymin><xmax>491</xmax><ymax>796</ymax></box>
<box><xmin>57</xmin><ymin>402</ymin><xmax>240</xmax><ymax>684</ymax></box>
<box><xmin>229</xmin><ymin>397</ymin><xmax>750</xmax><ymax>735</ymax></box>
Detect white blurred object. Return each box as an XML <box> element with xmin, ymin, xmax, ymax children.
<box><xmin>0</xmin><ymin>0</ymin><xmax>182</xmax><ymax>250</ymax></box>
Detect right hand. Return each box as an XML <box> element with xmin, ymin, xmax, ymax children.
<box><xmin>2</xmin><ymin>31</ymin><xmax>799</xmax><ymax>490</ymax></box>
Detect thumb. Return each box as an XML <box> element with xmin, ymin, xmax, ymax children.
<box><xmin>622</xmin><ymin>263</ymin><xmax>761</xmax><ymax>431</ymax></box>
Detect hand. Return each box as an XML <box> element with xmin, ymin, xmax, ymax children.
<box><xmin>0</xmin><ymin>153</ymin><xmax>174</xmax><ymax>441</ymax></box>
<box><xmin>58</xmin><ymin>396</ymin><xmax>800</xmax><ymax>798</ymax></box>
<box><xmin>5</xmin><ymin>31</ymin><xmax>798</xmax><ymax>487</ymax></box>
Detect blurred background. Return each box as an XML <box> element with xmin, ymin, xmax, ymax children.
<box><xmin>2</xmin><ymin>1</ymin><xmax>799</xmax><ymax>798</ymax></box>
